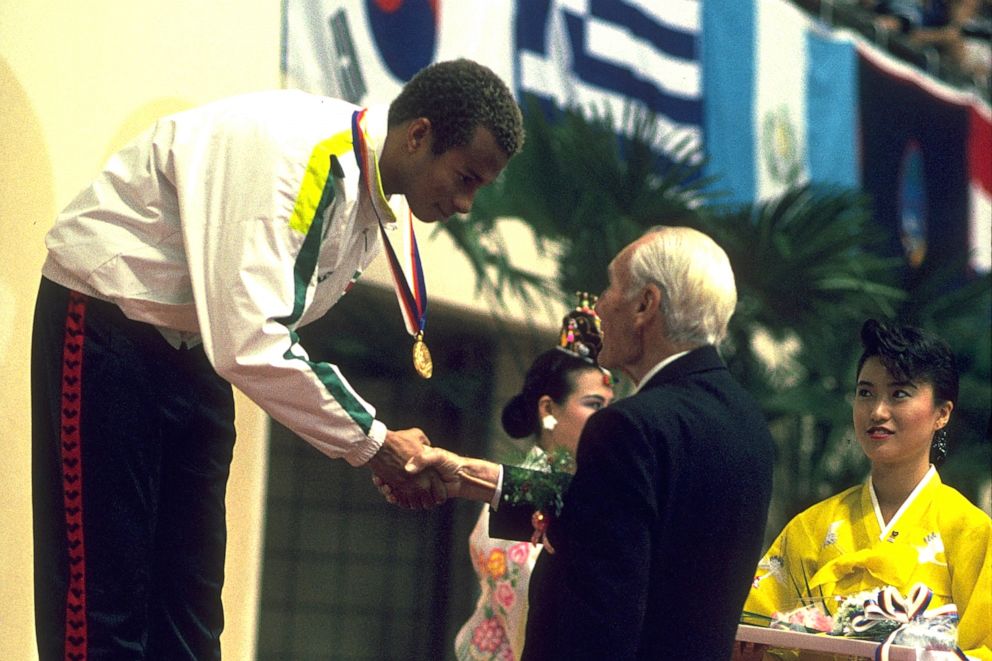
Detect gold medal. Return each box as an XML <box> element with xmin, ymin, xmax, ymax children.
<box><xmin>412</xmin><ymin>332</ymin><xmax>433</xmax><ymax>379</ymax></box>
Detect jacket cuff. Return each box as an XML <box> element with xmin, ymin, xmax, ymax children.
<box><xmin>344</xmin><ymin>419</ymin><xmax>386</xmax><ymax>467</ymax></box>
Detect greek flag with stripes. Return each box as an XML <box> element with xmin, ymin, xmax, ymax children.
<box><xmin>515</xmin><ymin>0</ymin><xmax>702</xmax><ymax>152</ymax></box>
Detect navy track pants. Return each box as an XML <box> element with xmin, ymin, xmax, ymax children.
<box><xmin>31</xmin><ymin>277</ymin><xmax>237</xmax><ymax>660</ymax></box>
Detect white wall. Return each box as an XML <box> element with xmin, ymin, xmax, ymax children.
<box><xmin>0</xmin><ymin>2</ymin><xmax>281</xmax><ymax>658</ymax></box>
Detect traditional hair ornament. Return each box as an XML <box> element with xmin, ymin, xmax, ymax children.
<box><xmin>558</xmin><ymin>291</ymin><xmax>602</xmax><ymax>362</ymax></box>
<box><xmin>931</xmin><ymin>427</ymin><xmax>948</xmax><ymax>465</ymax></box>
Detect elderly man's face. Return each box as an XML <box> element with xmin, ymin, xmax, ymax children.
<box><xmin>595</xmin><ymin>244</ymin><xmax>642</xmax><ymax>372</ymax></box>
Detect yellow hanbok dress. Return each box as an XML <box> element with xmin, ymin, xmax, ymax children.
<box><xmin>744</xmin><ymin>468</ymin><xmax>991</xmax><ymax>660</ymax></box>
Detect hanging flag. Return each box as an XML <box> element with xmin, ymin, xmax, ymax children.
<box><xmin>281</xmin><ymin>0</ymin><xmax>988</xmax><ymax>277</ymax></box>
<box><xmin>858</xmin><ymin>42</ymin><xmax>987</xmax><ymax>277</ymax></box>
<box><xmin>283</xmin><ymin>0</ymin><xmax>515</xmax><ymax>104</ymax></box>
<box><xmin>703</xmin><ymin>0</ymin><xmax>858</xmax><ymax>203</ymax></box>
<box><xmin>968</xmin><ymin>104</ymin><xmax>991</xmax><ymax>273</ymax></box>
<box><xmin>701</xmin><ymin>0</ymin><xmax>756</xmax><ymax>204</ymax></box>
<box><xmin>515</xmin><ymin>0</ymin><xmax>703</xmax><ymax>152</ymax></box>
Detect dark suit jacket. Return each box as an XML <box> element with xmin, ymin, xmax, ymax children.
<box><xmin>492</xmin><ymin>346</ymin><xmax>775</xmax><ymax>661</ymax></box>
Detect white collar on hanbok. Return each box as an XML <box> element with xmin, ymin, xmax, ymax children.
<box><xmin>868</xmin><ymin>465</ymin><xmax>937</xmax><ymax>540</ymax></box>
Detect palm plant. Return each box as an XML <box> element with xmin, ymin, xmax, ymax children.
<box><xmin>891</xmin><ymin>259</ymin><xmax>992</xmax><ymax>505</ymax></box>
<box><xmin>438</xmin><ymin>98</ymin><xmax>992</xmax><ymax>533</ymax></box>
<box><xmin>700</xmin><ymin>186</ymin><xmax>910</xmax><ymax>529</ymax></box>
<box><xmin>435</xmin><ymin>97</ymin><xmax>713</xmax><ymax>304</ymax></box>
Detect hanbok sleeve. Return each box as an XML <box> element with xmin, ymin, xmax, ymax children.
<box><xmin>744</xmin><ymin>513</ymin><xmax>823</xmax><ymax>620</ymax></box>
<box><xmin>489</xmin><ymin>500</ymin><xmax>537</xmax><ymax>542</ymax></box>
<box><xmin>943</xmin><ymin>503</ymin><xmax>992</xmax><ymax>660</ymax></box>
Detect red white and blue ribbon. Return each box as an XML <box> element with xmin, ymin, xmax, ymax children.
<box><xmin>850</xmin><ymin>584</ymin><xmax>966</xmax><ymax>661</ymax></box>
<box><xmin>351</xmin><ymin>109</ymin><xmax>428</xmax><ymax>339</ymax></box>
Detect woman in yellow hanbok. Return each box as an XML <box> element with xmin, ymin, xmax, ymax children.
<box><xmin>741</xmin><ymin>319</ymin><xmax>991</xmax><ymax>660</ymax></box>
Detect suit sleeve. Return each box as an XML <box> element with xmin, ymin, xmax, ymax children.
<box><xmin>489</xmin><ymin>502</ymin><xmax>537</xmax><ymax>542</ymax></box>
<box><xmin>545</xmin><ymin>408</ymin><xmax>660</xmax><ymax>659</ymax></box>
<box><xmin>489</xmin><ymin>465</ymin><xmax>573</xmax><ymax>541</ymax></box>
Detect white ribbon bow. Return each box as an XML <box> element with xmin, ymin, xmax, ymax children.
<box><xmin>849</xmin><ymin>583</ymin><xmax>965</xmax><ymax>661</ymax></box>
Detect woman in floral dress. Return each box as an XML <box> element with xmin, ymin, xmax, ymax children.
<box><xmin>454</xmin><ymin>301</ymin><xmax>613</xmax><ymax>661</ymax></box>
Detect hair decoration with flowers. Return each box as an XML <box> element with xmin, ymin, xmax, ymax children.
<box><xmin>558</xmin><ymin>291</ymin><xmax>603</xmax><ymax>363</ymax></box>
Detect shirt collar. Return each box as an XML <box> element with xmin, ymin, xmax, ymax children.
<box><xmin>354</xmin><ymin>105</ymin><xmax>398</xmax><ymax>226</ymax></box>
<box><xmin>364</xmin><ymin>105</ymin><xmax>390</xmax><ymax>156</ymax></box>
<box><xmin>633</xmin><ymin>350</ymin><xmax>691</xmax><ymax>394</ymax></box>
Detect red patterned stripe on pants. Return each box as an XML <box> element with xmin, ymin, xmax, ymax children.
<box><xmin>61</xmin><ymin>291</ymin><xmax>88</xmax><ymax>661</ymax></box>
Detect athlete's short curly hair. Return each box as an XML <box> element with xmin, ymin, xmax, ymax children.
<box><xmin>388</xmin><ymin>58</ymin><xmax>524</xmax><ymax>157</ymax></box>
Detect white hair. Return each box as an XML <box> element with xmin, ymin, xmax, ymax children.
<box><xmin>625</xmin><ymin>226</ymin><xmax>737</xmax><ymax>346</ymax></box>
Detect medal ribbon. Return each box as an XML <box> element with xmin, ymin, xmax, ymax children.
<box><xmin>351</xmin><ymin>109</ymin><xmax>427</xmax><ymax>339</ymax></box>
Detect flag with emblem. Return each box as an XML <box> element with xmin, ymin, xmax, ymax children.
<box><xmin>703</xmin><ymin>0</ymin><xmax>859</xmax><ymax>203</ymax></box>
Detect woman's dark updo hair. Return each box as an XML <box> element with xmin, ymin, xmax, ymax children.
<box><xmin>502</xmin><ymin>295</ymin><xmax>606</xmax><ymax>439</ymax></box>
<box><xmin>857</xmin><ymin>319</ymin><xmax>959</xmax><ymax>406</ymax></box>
<box><xmin>500</xmin><ymin>349</ymin><xmax>602</xmax><ymax>439</ymax></box>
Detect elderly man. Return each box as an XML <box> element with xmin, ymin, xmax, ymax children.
<box><xmin>403</xmin><ymin>226</ymin><xmax>776</xmax><ymax>660</ymax></box>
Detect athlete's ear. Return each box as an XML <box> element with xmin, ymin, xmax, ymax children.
<box><xmin>407</xmin><ymin>117</ymin><xmax>432</xmax><ymax>153</ymax></box>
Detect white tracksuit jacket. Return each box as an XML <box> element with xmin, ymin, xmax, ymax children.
<box><xmin>42</xmin><ymin>90</ymin><xmax>410</xmax><ymax>466</ymax></box>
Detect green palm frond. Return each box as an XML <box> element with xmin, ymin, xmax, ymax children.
<box><xmin>438</xmin><ymin>94</ymin><xmax>717</xmax><ymax>302</ymax></box>
<box><xmin>896</xmin><ymin>265</ymin><xmax>991</xmax><ymax>491</ymax></box>
<box><xmin>432</xmin><ymin>215</ymin><xmax>552</xmax><ymax>306</ymax></box>
<box><xmin>704</xmin><ymin>185</ymin><xmax>906</xmax><ymax>339</ymax></box>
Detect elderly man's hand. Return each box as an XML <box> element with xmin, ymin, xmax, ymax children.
<box><xmin>403</xmin><ymin>445</ymin><xmax>468</xmax><ymax>496</ymax></box>
<box><xmin>404</xmin><ymin>446</ymin><xmax>501</xmax><ymax>504</ymax></box>
<box><xmin>368</xmin><ymin>428</ymin><xmax>446</xmax><ymax>509</ymax></box>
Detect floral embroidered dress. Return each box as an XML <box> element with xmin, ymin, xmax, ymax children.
<box><xmin>455</xmin><ymin>446</ymin><xmax>548</xmax><ymax>661</ymax></box>
<box><xmin>744</xmin><ymin>467</ymin><xmax>992</xmax><ymax>660</ymax></box>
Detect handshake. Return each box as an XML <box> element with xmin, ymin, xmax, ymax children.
<box><xmin>367</xmin><ymin>428</ymin><xmax>500</xmax><ymax>509</ymax></box>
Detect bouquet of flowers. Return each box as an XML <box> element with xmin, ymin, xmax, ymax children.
<box><xmin>829</xmin><ymin>589</ymin><xmax>904</xmax><ymax>641</ymax></box>
<box><xmin>766</xmin><ymin>602</ymin><xmax>835</xmax><ymax>634</ymax></box>
<box><xmin>832</xmin><ymin>584</ymin><xmax>965</xmax><ymax>659</ymax></box>
<box><xmin>500</xmin><ymin>446</ymin><xmax>575</xmax><ymax>551</ymax></box>
<box><xmin>762</xmin><ymin>584</ymin><xmax>966</xmax><ymax>661</ymax></box>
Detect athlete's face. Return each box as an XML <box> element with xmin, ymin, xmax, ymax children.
<box><xmin>402</xmin><ymin>123</ymin><xmax>509</xmax><ymax>222</ymax></box>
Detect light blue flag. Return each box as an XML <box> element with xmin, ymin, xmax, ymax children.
<box><xmin>806</xmin><ymin>27</ymin><xmax>859</xmax><ymax>189</ymax></box>
<box><xmin>703</xmin><ymin>0</ymin><xmax>858</xmax><ymax>204</ymax></box>
<box><xmin>702</xmin><ymin>0</ymin><xmax>756</xmax><ymax>204</ymax></box>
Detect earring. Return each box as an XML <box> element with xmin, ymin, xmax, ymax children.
<box><xmin>931</xmin><ymin>428</ymin><xmax>948</xmax><ymax>465</ymax></box>
<box><xmin>542</xmin><ymin>414</ymin><xmax>558</xmax><ymax>431</ymax></box>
